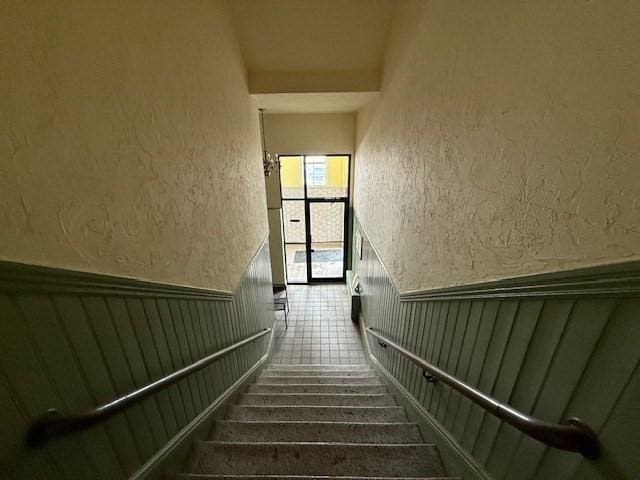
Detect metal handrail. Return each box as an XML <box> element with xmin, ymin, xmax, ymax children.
<box><xmin>365</xmin><ymin>326</ymin><xmax>600</xmax><ymax>459</ymax></box>
<box><xmin>27</xmin><ymin>327</ymin><xmax>272</xmax><ymax>446</ymax></box>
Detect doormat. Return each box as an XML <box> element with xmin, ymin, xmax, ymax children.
<box><xmin>294</xmin><ymin>250</ymin><xmax>343</xmax><ymax>263</ymax></box>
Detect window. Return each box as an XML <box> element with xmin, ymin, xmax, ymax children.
<box><xmin>305</xmin><ymin>156</ymin><xmax>326</xmax><ymax>186</ymax></box>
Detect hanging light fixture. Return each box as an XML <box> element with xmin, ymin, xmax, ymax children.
<box><xmin>259</xmin><ymin>108</ymin><xmax>278</xmax><ymax>176</ymax></box>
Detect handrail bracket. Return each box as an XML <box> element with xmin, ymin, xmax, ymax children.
<box><xmin>565</xmin><ymin>417</ymin><xmax>601</xmax><ymax>460</ymax></box>
<box><xmin>365</xmin><ymin>326</ymin><xmax>600</xmax><ymax>459</ymax></box>
<box><xmin>27</xmin><ymin>327</ymin><xmax>272</xmax><ymax>447</ymax></box>
<box><xmin>422</xmin><ymin>370</ymin><xmax>438</xmax><ymax>384</ymax></box>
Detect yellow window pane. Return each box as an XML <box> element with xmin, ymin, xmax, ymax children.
<box><xmin>280</xmin><ymin>156</ymin><xmax>304</xmax><ymax>198</ymax></box>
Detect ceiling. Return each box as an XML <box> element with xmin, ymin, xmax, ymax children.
<box><xmin>229</xmin><ymin>0</ymin><xmax>396</xmax><ymax>73</ymax></box>
<box><xmin>230</xmin><ymin>0</ymin><xmax>395</xmax><ymax>113</ymax></box>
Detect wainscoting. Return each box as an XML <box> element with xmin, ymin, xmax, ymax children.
<box><xmin>0</xmin><ymin>241</ymin><xmax>273</xmax><ymax>480</ymax></box>
<box><xmin>355</xmin><ymin>219</ymin><xmax>640</xmax><ymax>480</ymax></box>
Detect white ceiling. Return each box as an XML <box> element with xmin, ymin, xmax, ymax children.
<box><xmin>229</xmin><ymin>0</ymin><xmax>396</xmax><ymax>73</ymax></box>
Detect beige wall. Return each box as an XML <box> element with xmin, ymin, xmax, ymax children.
<box><xmin>355</xmin><ymin>0</ymin><xmax>640</xmax><ymax>293</ymax></box>
<box><xmin>0</xmin><ymin>0</ymin><xmax>268</xmax><ymax>291</ymax></box>
<box><xmin>262</xmin><ymin>113</ymin><xmax>356</xmax><ymax>282</ymax></box>
<box><xmin>264</xmin><ymin>113</ymin><xmax>355</xmax><ymax>157</ymax></box>
<box><xmin>264</xmin><ymin>113</ymin><xmax>356</xmax><ymax>206</ymax></box>
<box><xmin>268</xmin><ymin>209</ymin><xmax>286</xmax><ymax>285</ymax></box>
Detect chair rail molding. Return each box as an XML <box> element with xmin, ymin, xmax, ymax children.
<box><xmin>0</xmin><ymin>240</ymin><xmax>274</xmax><ymax>480</ymax></box>
<box><xmin>353</xmin><ymin>214</ymin><xmax>640</xmax><ymax>480</ymax></box>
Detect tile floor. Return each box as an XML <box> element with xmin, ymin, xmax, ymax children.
<box><xmin>271</xmin><ymin>284</ymin><xmax>366</xmax><ymax>365</ymax></box>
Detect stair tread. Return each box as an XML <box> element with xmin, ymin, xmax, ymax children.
<box><xmin>247</xmin><ymin>384</ymin><xmax>387</xmax><ymax>394</ymax></box>
<box><xmin>188</xmin><ymin>442</ymin><xmax>445</xmax><ymax>477</ymax></box>
<box><xmin>177</xmin><ymin>475</ymin><xmax>459</xmax><ymax>479</ymax></box>
<box><xmin>262</xmin><ymin>369</ymin><xmax>375</xmax><ymax>373</ymax></box>
<box><xmin>238</xmin><ymin>393</ymin><xmax>396</xmax><ymax>407</ymax></box>
<box><xmin>258</xmin><ymin>376</ymin><xmax>380</xmax><ymax>385</ymax></box>
<box><xmin>268</xmin><ymin>364</ymin><xmax>370</xmax><ymax>367</ymax></box>
<box><xmin>262</xmin><ymin>368</ymin><xmax>375</xmax><ymax>376</ymax></box>
<box><xmin>210</xmin><ymin>420</ymin><xmax>423</xmax><ymax>443</ymax></box>
<box><xmin>251</xmin><ymin>383</ymin><xmax>385</xmax><ymax>386</ymax></box>
<box><xmin>214</xmin><ymin>420</ymin><xmax>419</xmax><ymax>425</ymax></box>
<box><xmin>226</xmin><ymin>405</ymin><xmax>408</xmax><ymax>422</ymax></box>
<box><xmin>264</xmin><ymin>372</ymin><xmax>373</xmax><ymax>374</ymax></box>
<box><xmin>227</xmin><ymin>406</ymin><xmax>405</xmax><ymax>410</ymax></box>
<box><xmin>200</xmin><ymin>441</ymin><xmax>434</xmax><ymax>445</ymax></box>
<box><xmin>241</xmin><ymin>393</ymin><xmax>390</xmax><ymax>396</ymax></box>
<box><xmin>262</xmin><ymin>374</ymin><xmax>375</xmax><ymax>378</ymax></box>
<box><xmin>179</xmin><ymin>366</ymin><xmax>453</xmax><ymax>478</ymax></box>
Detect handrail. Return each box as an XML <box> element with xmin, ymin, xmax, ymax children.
<box><xmin>365</xmin><ymin>327</ymin><xmax>600</xmax><ymax>459</ymax></box>
<box><xmin>27</xmin><ymin>327</ymin><xmax>272</xmax><ymax>446</ymax></box>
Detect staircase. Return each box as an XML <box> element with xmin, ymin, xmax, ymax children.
<box><xmin>177</xmin><ymin>363</ymin><xmax>457</xmax><ymax>480</ymax></box>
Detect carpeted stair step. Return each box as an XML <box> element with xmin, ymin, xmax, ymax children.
<box><xmin>187</xmin><ymin>442</ymin><xmax>446</xmax><ymax>477</ymax></box>
<box><xmin>247</xmin><ymin>383</ymin><xmax>387</xmax><ymax>394</ymax></box>
<box><xmin>238</xmin><ymin>393</ymin><xmax>396</xmax><ymax>407</ymax></box>
<box><xmin>209</xmin><ymin>421</ymin><xmax>423</xmax><ymax>443</ymax></box>
<box><xmin>226</xmin><ymin>405</ymin><xmax>408</xmax><ymax>422</ymax></box>
<box><xmin>258</xmin><ymin>375</ymin><xmax>380</xmax><ymax>385</ymax></box>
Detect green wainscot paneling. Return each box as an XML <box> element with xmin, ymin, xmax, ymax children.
<box><xmin>0</xmin><ymin>242</ymin><xmax>273</xmax><ymax>480</ymax></box>
<box><xmin>354</xmin><ymin>216</ymin><xmax>640</xmax><ymax>480</ymax></box>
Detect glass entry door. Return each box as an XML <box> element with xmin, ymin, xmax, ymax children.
<box><xmin>308</xmin><ymin>200</ymin><xmax>347</xmax><ymax>281</ymax></box>
<box><xmin>280</xmin><ymin>155</ymin><xmax>350</xmax><ymax>284</ymax></box>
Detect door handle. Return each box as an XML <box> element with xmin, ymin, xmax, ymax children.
<box><xmin>289</xmin><ymin>219</ymin><xmax>300</xmax><ymax>223</ymax></box>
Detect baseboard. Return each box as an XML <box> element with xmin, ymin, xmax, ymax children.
<box><xmin>130</xmin><ymin>353</ymin><xmax>269</xmax><ymax>480</ymax></box>
<box><xmin>359</xmin><ymin>319</ymin><xmax>490</xmax><ymax>480</ymax></box>
<box><xmin>265</xmin><ymin>320</ymin><xmax>277</xmax><ymax>359</ymax></box>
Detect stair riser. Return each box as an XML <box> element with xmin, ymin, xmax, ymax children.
<box><xmin>210</xmin><ymin>421</ymin><xmax>423</xmax><ymax>444</ymax></box>
<box><xmin>258</xmin><ymin>376</ymin><xmax>379</xmax><ymax>385</ymax></box>
<box><xmin>247</xmin><ymin>384</ymin><xmax>387</xmax><ymax>394</ymax></box>
<box><xmin>266</xmin><ymin>364</ymin><xmax>371</xmax><ymax>371</ymax></box>
<box><xmin>177</xmin><ymin>476</ymin><xmax>457</xmax><ymax>480</ymax></box>
<box><xmin>238</xmin><ymin>394</ymin><xmax>396</xmax><ymax>407</ymax></box>
<box><xmin>226</xmin><ymin>406</ymin><xmax>408</xmax><ymax>422</ymax></box>
<box><xmin>188</xmin><ymin>443</ymin><xmax>445</xmax><ymax>477</ymax></box>
<box><xmin>262</xmin><ymin>370</ymin><xmax>374</xmax><ymax>377</ymax></box>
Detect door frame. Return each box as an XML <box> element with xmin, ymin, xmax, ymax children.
<box><xmin>305</xmin><ymin>197</ymin><xmax>349</xmax><ymax>283</ymax></box>
<box><xmin>279</xmin><ymin>154</ymin><xmax>351</xmax><ymax>285</ymax></box>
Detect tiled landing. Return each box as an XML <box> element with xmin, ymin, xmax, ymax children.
<box><xmin>271</xmin><ymin>284</ymin><xmax>366</xmax><ymax>365</ymax></box>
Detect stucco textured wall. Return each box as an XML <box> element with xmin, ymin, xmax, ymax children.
<box><xmin>0</xmin><ymin>0</ymin><xmax>268</xmax><ymax>291</ymax></box>
<box><xmin>355</xmin><ymin>0</ymin><xmax>640</xmax><ymax>292</ymax></box>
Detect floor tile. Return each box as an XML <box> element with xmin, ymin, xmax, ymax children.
<box><xmin>271</xmin><ymin>284</ymin><xmax>365</xmax><ymax>365</ymax></box>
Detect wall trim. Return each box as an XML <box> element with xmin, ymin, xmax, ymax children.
<box><xmin>0</xmin><ymin>261</ymin><xmax>233</xmax><ymax>300</ymax></box>
<box><xmin>368</xmin><ymin>353</ymin><xmax>491</xmax><ymax>480</ymax></box>
<box><xmin>352</xmin><ymin>213</ymin><xmax>403</xmax><ymax>292</ymax></box>
<box><xmin>359</xmin><ymin>316</ymin><xmax>490</xmax><ymax>480</ymax></box>
<box><xmin>235</xmin><ymin>234</ymin><xmax>271</xmax><ymax>287</ymax></box>
<box><xmin>400</xmin><ymin>261</ymin><xmax>640</xmax><ymax>301</ymax></box>
<box><xmin>131</xmin><ymin>353</ymin><xmax>269</xmax><ymax>480</ymax></box>
<box><xmin>0</xmin><ymin>236</ymin><xmax>271</xmax><ymax>300</ymax></box>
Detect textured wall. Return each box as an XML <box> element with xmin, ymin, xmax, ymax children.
<box><xmin>0</xmin><ymin>0</ymin><xmax>268</xmax><ymax>291</ymax></box>
<box><xmin>354</xmin><ymin>0</ymin><xmax>640</xmax><ymax>292</ymax></box>
<box><xmin>356</xmin><ymin>221</ymin><xmax>640</xmax><ymax>480</ymax></box>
